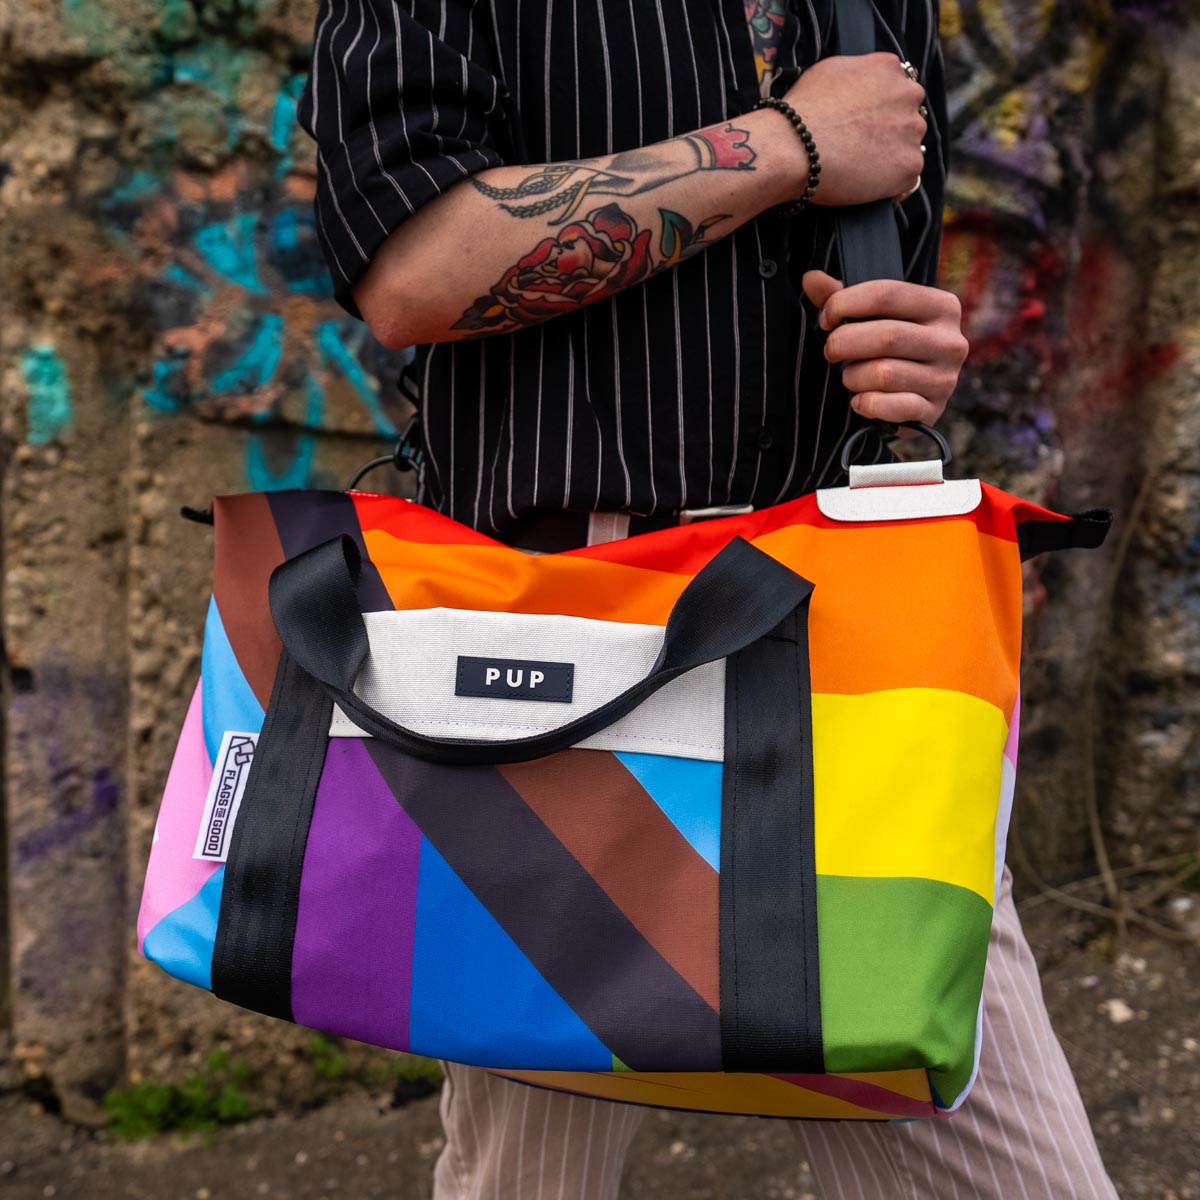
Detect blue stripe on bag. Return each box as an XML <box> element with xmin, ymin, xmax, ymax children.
<box><xmin>200</xmin><ymin>596</ymin><xmax>265</xmax><ymax>762</ymax></box>
<box><xmin>142</xmin><ymin>867</ymin><xmax>226</xmax><ymax>991</ymax></box>
<box><xmin>614</xmin><ymin>752</ymin><xmax>722</xmax><ymax>871</ymax></box>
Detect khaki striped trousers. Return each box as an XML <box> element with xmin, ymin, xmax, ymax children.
<box><xmin>431</xmin><ymin>868</ymin><xmax>1117</xmax><ymax>1199</ymax></box>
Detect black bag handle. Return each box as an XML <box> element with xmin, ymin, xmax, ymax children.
<box><xmin>830</xmin><ymin>0</ymin><xmax>906</xmax><ymax>286</ymax></box>
<box><xmin>268</xmin><ymin>535</ymin><xmax>814</xmax><ymax>766</ymax></box>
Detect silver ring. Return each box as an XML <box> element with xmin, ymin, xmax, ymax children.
<box><xmin>919</xmin><ymin>104</ymin><xmax>929</xmax><ymax>119</ymax></box>
<box><xmin>920</xmin><ymin>144</ymin><xmax>927</xmax><ymax>154</ymax></box>
<box><xmin>900</xmin><ymin>60</ymin><xmax>919</xmax><ymax>82</ymax></box>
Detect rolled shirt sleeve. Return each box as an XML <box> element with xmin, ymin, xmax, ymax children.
<box><xmin>297</xmin><ymin>0</ymin><xmax>512</xmax><ymax>316</ymax></box>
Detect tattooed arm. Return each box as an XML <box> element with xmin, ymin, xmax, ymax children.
<box><xmin>356</xmin><ymin>55</ymin><xmax>928</xmax><ymax>347</ymax></box>
<box><xmin>355</xmin><ymin>113</ymin><xmax>807</xmax><ymax>347</ymax></box>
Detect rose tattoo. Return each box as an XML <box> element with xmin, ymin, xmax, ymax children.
<box><xmin>453</xmin><ymin>204</ymin><xmax>652</xmax><ymax>332</ymax></box>
<box><xmin>454</xmin><ymin>202</ymin><xmax>728</xmax><ymax>334</ymax></box>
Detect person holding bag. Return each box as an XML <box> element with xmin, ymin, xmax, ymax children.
<box><xmin>162</xmin><ymin>1</ymin><xmax>1116</xmax><ymax>1195</ymax></box>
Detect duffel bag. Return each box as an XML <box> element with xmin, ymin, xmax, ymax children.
<box><xmin>138</xmin><ymin>470</ymin><xmax>1109</xmax><ymax>1120</ymax></box>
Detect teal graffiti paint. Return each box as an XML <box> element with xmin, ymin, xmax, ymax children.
<box><xmin>270</xmin><ymin>74</ymin><xmax>307</xmax><ymax>174</ymax></box>
<box><xmin>161</xmin><ymin>0</ymin><xmax>194</xmax><ymax>41</ymax></box>
<box><xmin>271</xmin><ymin>210</ymin><xmax>299</xmax><ymax>253</ymax></box>
<box><xmin>103</xmin><ymin>169</ymin><xmax>162</xmax><ymax>207</ymax></box>
<box><xmin>143</xmin><ymin>357</ymin><xmax>187</xmax><ymax>414</ymax></box>
<box><xmin>317</xmin><ymin>322</ymin><xmax>399</xmax><ymax>438</ymax></box>
<box><xmin>268</xmin><ymin>208</ymin><xmax>334</xmax><ymax>296</ymax></box>
<box><xmin>167</xmin><ymin>45</ymin><xmax>263</xmax><ymax>150</ymax></box>
<box><xmin>196</xmin><ymin>213</ymin><xmax>265</xmax><ymax>293</ymax></box>
<box><xmin>171</xmin><ymin>45</ymin><xmax>255</xmax><ymax>99</ymax></box>
<box><xmin>211</xmin><ymin>313</ymin><xmax>285</xmax><ymax>395</ymax></box>
<box><xmin>270</xmin><ymin>77</ymin><xmax>304</xmax><ymax>151</ymax></box>
<box><xmin>245</xmin><ymin>375</ymin><xmax>322</xmax><ymax>491</ymax></box>
<box><xmin>164</xmin><ymin>264</ymin><xmax>206</xmax><ymax>292</ymax></box>
<box><xmin>20</xmin><ymin>345</ymin><xmax>74</xmax><ymax>444</ymax></box>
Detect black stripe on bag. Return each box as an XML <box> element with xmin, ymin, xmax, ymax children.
<box><xmin>210</xmin><ymin>650</ymin><xmax>331</xmax><ymax>1020</ymax></box>
<box><xmin>266</xmin><ymin>490</ymin><xmax>394</xmax><ymax>612</ymax></box>
<box><xmin>719</xmin><ymin>596</ymin><xmax>825</xmax><ymax>1074</ymax></box>
<box><xmin>1016</xmin><ymin>509</ymin><xmax>1113</xmax><ymax>561</ymax></box>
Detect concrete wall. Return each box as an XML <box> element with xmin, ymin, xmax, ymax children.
<box><xmin>1</xmin><ymin>0</ymin><xmax>1196</xmax><ymax>1119</ymax></box>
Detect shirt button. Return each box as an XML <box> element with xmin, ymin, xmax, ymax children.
<box><xmin>758</xmin><ymin>428</ymin><xmax>775</xmax><ymax>450</ymax></box>
<box><xmin>758</xmin><ymin>258</ymin><xmax>778</xmax><ymax>279</ymax></box>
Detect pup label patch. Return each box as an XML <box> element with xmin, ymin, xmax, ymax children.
<box><xmin>192</xmin><ymin>731</ymin><xmax>258</xmax><ymax>862</ymax></box>
<box><xmin>456</xmin><ymin>656</ymin><xmax>575</xmax><ymax>703</ymax></box>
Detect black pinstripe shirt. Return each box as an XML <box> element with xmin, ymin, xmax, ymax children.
<box><xmin>298</xmin><ymin>0</ymin><xmax>947</xmax><ymax>532</ymax></box>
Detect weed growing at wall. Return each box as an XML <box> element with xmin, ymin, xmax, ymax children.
<box><xmin>306</xmin><ymin>1033</ymin><xmax>347</xmax><ymax>1082</ymax></box>
<box><xmin>304</xmin><ymin>1033</ymin><xmax>443</xmax><ymax>1096</ymax></box>
<box><xmin>104</xmin><ymin>1047</ymin><xmax>254</xmax><ymax>1140</ymax></box>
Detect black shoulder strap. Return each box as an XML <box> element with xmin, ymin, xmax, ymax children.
<box><xmin>831</xmin><ymin>0</ymin><xmax>905</xmax><ymax>285</ymax></box>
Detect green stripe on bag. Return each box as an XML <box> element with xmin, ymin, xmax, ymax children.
<box><xmin>817</xmin><ymin>875</ymin><xmax>993</xmax><ymax>1106</ymax></box>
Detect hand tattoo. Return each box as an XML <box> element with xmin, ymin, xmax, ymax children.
<box><xmin>453</xmin><ymin>202</ymin><xmax>729</xmax><ymax>335</ymax></box>
<box><xmin>471</xmin><ymin>124</ymin><xmax>756</xmax><ymax>224</ymax></box>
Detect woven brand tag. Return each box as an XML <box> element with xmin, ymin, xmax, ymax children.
<box><xmin>192</xmin><ymin>731</ymin><xmax>258</xmax><ymax>862</ymax></box>
<box><xmin>455</xmin><ymin>656</ymin><xmax>575</xmax><ymax>703</ymax></box>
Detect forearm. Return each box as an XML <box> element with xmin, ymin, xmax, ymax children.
<box><xmin>354</xmin><ymin>110</ymin><xmax>807</xmax><ymax>347</ymax></box>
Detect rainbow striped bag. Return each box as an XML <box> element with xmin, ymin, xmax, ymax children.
<box><xmin>138</xmin><ymin>467</ymin><xmax>1109</xmax><ymax>1120</ymax></box>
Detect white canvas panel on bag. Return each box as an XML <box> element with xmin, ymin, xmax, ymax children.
<box><xmin>328</xmin><ymin>607</ymin><xmax>726</xmax><ymax>762</ymax></box>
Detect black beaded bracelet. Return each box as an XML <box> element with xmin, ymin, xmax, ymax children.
<box><xmin>753</xmin><ymin>95</ymin><xmax>822</xmax><ymax>215</ymax></box>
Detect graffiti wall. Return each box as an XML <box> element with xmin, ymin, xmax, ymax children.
<box><xmin>937</xmin><ymin>0</ymin><xmax>1197</xmax><ymax>880</ymax></box>
<box><xmin>1</xmin><ymin>0</ymin><xmax>1196</xmax><ymax>1115</ymax></box>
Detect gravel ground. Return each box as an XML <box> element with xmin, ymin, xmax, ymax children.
<box><xmin>1</xmin><ymin>910</ymin><xmax>1196</xmax><ymax>1200</ymax></box>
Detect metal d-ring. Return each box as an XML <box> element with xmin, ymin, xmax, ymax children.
<box><xmin>839</xmin><ymin>420</ymin><xmax>951</xmax><ymax>475</ymax></box>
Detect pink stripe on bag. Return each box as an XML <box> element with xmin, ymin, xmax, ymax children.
<box><xmin>771</xmin><ymin>1073</ymin><xmax>936</xmax><ymax>1119</ymax></box>
<box><xmin>1003</xmin><ymin>692</ymin><xmax>1021</xmax><ymax>768</ymax></box>
<box><xmin>137</xmin><ymin>682</ymin><xmax>219</xmax><ymax>952</ymax></box>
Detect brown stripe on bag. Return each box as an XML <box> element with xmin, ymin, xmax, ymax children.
<box><xmin>499</xmin><ymin>750</ymin><xmax>719</xmax><ymax>1010</ymax></box>
<box><xmin>212</xmin><ymin>492</ymin><xmax>287</xmax><ymax>709</ymax></box>
<box><xmin>364</xmin><ymin>740</ymin><xmax>723</xmax><ymax>1071</ymax></box>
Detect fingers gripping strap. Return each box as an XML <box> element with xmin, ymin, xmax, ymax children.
<box><xmin>268</xmin><ymin>536</ymin><xmax>815</xmax><ymax>766</ymax></box>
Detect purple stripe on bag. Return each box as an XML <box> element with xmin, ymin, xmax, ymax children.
<box><xmin>291</xmin><ymin>739</ymin><xmax>420</xmax><ymax>1049</ymax></box>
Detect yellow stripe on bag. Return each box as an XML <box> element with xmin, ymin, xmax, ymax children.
<box><xmin>812</xmin><ymin>689</ymin><xmax>1008</xmax><ymax>904</ymax></box>
<box><xmin>490</xmin><ymin>1068</ymin><xmax>934</xmax><ymax>1119</ymax></box>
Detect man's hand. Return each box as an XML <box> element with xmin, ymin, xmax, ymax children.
<box><xmin>781</xmin><ymin>53</ymin><xmax>927</xmax><ymax>207</ymax></box>
<box><xmin>802</xmin><ymin>272</ymin><xmax>968</xmax><ymax>427</ymax></box>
